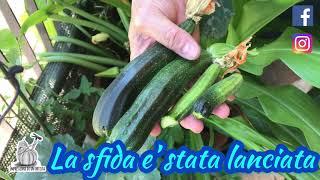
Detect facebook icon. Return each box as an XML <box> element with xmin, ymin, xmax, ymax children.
<box><xmin>292</xmin><ymin>5</ymin><xmax>314</xmax><ymax>27</ymax></box>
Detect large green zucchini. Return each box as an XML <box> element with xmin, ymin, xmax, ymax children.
<box><xmin>92</xmin><ymin>19</ymin><xmax>196</xmax><ymax>136</ymax></box>
<box><xmin>109</xmin><ymin>53</ymin><xmax>212</xmax><ymax>150</ymax></box>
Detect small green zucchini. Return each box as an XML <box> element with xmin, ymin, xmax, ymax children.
<box><xmin>92</xmin><ymin>19</ymin><xmax>196</xmax><ymax>136</ymax></box>
<box><xmin>161</xmin><ymin>63</ymin><xmax>221</xmax><ymax>128</ymax></box>
<box><xmin>192</xmin><ymin>73</ymin><xmax>243</xmax><ymax>119</ymax></box>
<box><xmin>109</xmin><ymin>54</ymin><xmax>212</xmax><ymax>150</ymax></box>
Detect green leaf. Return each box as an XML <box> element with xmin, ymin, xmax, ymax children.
<box><xmin>74</xmin><ymin>115</ymin><xmax>86</xmax><ymax>131</ymax></box>
<box><xmin>259</xmin><ymin>90</ymin><xmax>320</xmax><ymax>152</ymax></box>
<box><xmin>33</xmin><ymin>0</ymin><xmax>58</xmax><ymax>38</ymax></box>
<box><xmin>228</xmin><ymin>0</ymin><xmax>301</xmax><ymax>45</ymax></box>
<box><xmin>158</xmin><ymin>126</ymin><xmax>185</xmax><ymax>146</ymax></box>
<box><xmin>207</xmin><ymin>43</ymin><xmax>234</xmax><ymax>58</ymax></box>
<box><xmin>20</xmin><ymin>9</ymin><xmax>49</xmax><ymax>36</ymax></box>
<box><xmin>238</xmin><ymin>61</ymin><xmax>264</xmax><ymax>75</ymax></box>
<box><xmin>95</xmin><ymin>67</ymin><xmax>120</xmax><ymax>78</ymax></box>
<box><xmin>238</xmin><ymin>78</ymin><xmax>320</xmax><ymax>152</ymax></box>
<box><xmin>63</xmin><ymin>89</ymin><xmax>81</xmax><ymax>100</ymax></box>
<box><xmin>235</xmin><ymin>98</ymin><xmax>308</xmax><ymax>148</ymax></box>
<box><xmin>186</xmin><ymin>131</ymin><xmax>204</xmax><ymax>151</ymax></box>
<box><xmin>0</xmin><ymin>170</ymin><xmax>13</xmax><ymax>180</ymax></box>
<box><xmin>204</xmin><ymin>115</ymin><xmax>275</xmax><ymax>150</ymax></box>
<box><xmin>63</xmin><ymin>0</ymin><xmax>78</xmax><ymax>4</ymax></box>
<box><xmin>242</xmin><ymin>27</ymin><xmax>320</xmax><ymax>88</ymax></box>
<box><xmin>309</xmin><ymin>88</ymin><xmax>320</xmax><ymax>107</ymax></box>
<box><xmin>79</xmin><ymin>76</ymin><xmax>93</xmax><ymax>95</ymax></box>
<box><xmin>0</xmin><ymin>29</ymin><xmax>18</xmax><ymax>49</ymax></box>
<box><xmin>235</xmin><ymin>77</ymin><xmax>263</xmax><ymax>99</ymax></box>
<box><xmin>20</xmin><ymin>4</ymin><xmax>62</xmax><ymax>36</ymax></box>
<box><xmin>0</xmin><ymin>29</ymin><xmax>20</xmax><ymax>64</ymax></box>
<box><xmin>226</xmin><ymin>0</ymin><xmax>248</xmax><ymax>44</ymax></box>
<box><xmin>100</xmin><ymin>0</ymin><xmax>131</xmax><ymax>17</ymax></box>
<box><xmin>200</xmin><ymin>0</ymin><xmax>233</xmax><ymax>47</ymax></box>
<box><xmin>293</xmin><ymin>171</ymin><xmax>320</xmax><ymax>180</ymax></box>
<box><xmin>117</xmin><ymin>8</ymin><xmax>130</xmax><ymax>32</ymax></box>
<box><xmin>226</xmin><ymin>22</ymin><xmax>239</xmax><ymax>45</ymax></box>
<box><xmin>281</xmin><ymin>52</ymin><xmax>320</xmax><ymax>89</ymax></box>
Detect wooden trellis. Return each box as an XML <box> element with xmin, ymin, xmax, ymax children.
<box><xmin>0</xmin><ymin>0</ymin><xmax>54</xmax><ymax>76</ymax></box>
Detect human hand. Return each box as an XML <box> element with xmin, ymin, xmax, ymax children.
<box><xmin>129</xmin><ymin>0</ymin><xmax>230</xmax><ymax>137</ymax></box>
<box><xmin>129</xmin><ymin>0</ymin><xmax>201</xmax><ymax>60</ymax></box>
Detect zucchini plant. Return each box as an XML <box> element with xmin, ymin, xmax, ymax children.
<box><xmin>21</xmin><ymin>0</ymin><xmax>130</xmax><ymax>77</ymax></box>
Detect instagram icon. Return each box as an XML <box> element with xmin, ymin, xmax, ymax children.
<box><xmin>292</xmin><ymin>34</ymin><xmax>312</xmax><ymax>54</ymax></box>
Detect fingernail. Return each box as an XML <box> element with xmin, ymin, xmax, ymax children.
<box><xmin>150</xmin><ymin>123</ymin><xmax>161</xmax><ymax>137</ymax></box>
<box><xmin>181</xmin><ymin>42</ymin><xmax>200</xmax><ymax>60</ymax></box>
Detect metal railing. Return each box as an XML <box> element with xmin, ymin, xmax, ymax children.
<box><xmin>0</xmin><ymin>0</ymin><xmax>53</xmax><ymax>159</ymax></box>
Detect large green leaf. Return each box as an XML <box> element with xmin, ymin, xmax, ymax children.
<box><xmin>226</xmin><ymin>0</ymin><xmax>248</xmax><ymax>44</ymax></box>
<box><xmin>205</xmin><ymin>115</ymin><xmax>320</xmax><ymax>179</ymax></box>
<box><xmin>0</xmin><ymin>29</ymin><xmax>18</xmax><ymax>49</ymax></box>
<box><xmin>205</xmin><ymin>116</ymin><xmax>276</xmax><ymax>150</ymax></box>
<box><xmin>200</xmin><ymin>0</ymin><xmax>233</xmax><ymax>47</ymax></box>
<box><xmin>0</xmin><ymin>29</ymin><xmax>20</xmax><ymax>64</ymax></box>
<box><xmin>227</xmin><ymin>0</ymin><xmax>301</xmax><ymax>45</ymax></box>
<box><xmin>237</xmin><ymin>78</ymin><xmax>320</xmax><ymax>152</ymax></box>
<box><xmin>281</xmin><ymin>52</ymin><xmax>320</xmax><ymax>88</ymax></box>
<box><xmin>20</xmin><ymin>4</ymin><xmax>62</xmax><ymax>36</ymax></box>
<box><xmin>242</xmin><ymin>27</ymin><xmax>320</xmax><ymax>88</ymax></box>
<box><xmin>235</xmin><ymin>98</ymin><xmax>308</xmax><ymax>148</ymax></box>
<box><xmin>33</xmin><ymin>0</ymin><xmax>58</xmax><ymax>38</ymax></box>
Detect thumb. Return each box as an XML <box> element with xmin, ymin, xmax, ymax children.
<box><xmin>143</xmin><ymin>15</ymin><xmax>201</xmax><ymax>60</ymax></box>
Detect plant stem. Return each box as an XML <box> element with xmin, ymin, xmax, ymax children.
<box><xmin>40</xmin><ymin>56</ymin><xmax>107</xmax><ymax>72</ymax></box>
<box><xmin>49</xmin><ymin>15</ymin><xmax>127</xmax><ymax>45</ymax></box>
<box><xmin>117</xmin><ymin>8</ymin><xmax>129</xmax><ymax>32</ymax></box>
<box><xmin>74</xmin><ymin>25</ymin><xmax>92</xmax><ymax>39</ymax></box>
<box><xmin>208</xmin><ymin>126</ymin><xmax>215</xmax><ymax>147</ymax></box>
<box><xmin>62</xmin><ymin>3</ymin><xmax>127</xmax><ymax>39</ymax></box>
<box><xmin>52</xmin><ymin>36</ymin><xmax>111</xmax><ymax>57</ymax></box>
<box><xmin>38</xmin><ymin>52</ymin><xmax>127</xmax><ymax>66</ymax></box>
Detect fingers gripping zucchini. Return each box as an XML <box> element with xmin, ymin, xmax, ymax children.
<box><xmin>193</xmin><ymin>73</ymin><xmax>243</xmax><ymax>119</ymax></box>
<box><xmin>110</xmin><ymin>54</ymin><xmax>212</xmax><ymax>150</ymax></box>
<box><xmin>92</xmin><ymin>19</ymin><xmax>196</xmax><ymax>136</ymax></box>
